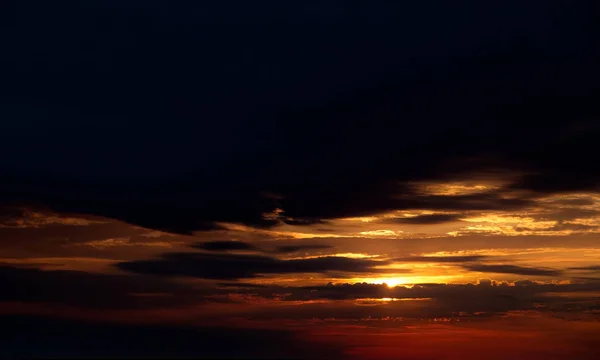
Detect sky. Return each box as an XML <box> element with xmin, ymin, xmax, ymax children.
<box><xmin>1</xmin><ymin>1</ymin><xmax>600</xmax><ymax>359</ymax></box>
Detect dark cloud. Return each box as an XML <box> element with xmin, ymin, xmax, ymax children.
<box><xmin>550</xmin><ymin>198</ymin><xmax>597</xmax><ymax>206</ymax></box>
<box><xmin>548</xmin><ymin>223</ymin><xmax>599</xmax><ymax>232</ymax></box>
<box><xmin>513</xmin><ymin>279</ymin><xmax>539</xmax><ymax>287</ymax></box>
<box><xmin>283</xmin><ymin>218</ymin><xmax>328</xmax><ymax>226</ymax></box>
<box><xmin>0</xmin><ymin>206</ymin><xmax>28</xmax><ymax>225</ymax></box>
<box><xmin>191</xmin><ymin>241</ymin><xmax>332</xmax><ymax>255</ymax></box>
<box><xmin>239</xmin><ymin>280</ymin><xmax>600</xmax><ymax>320</ymax></box>
<box><xmin>0</xmin><ymin>265</ymin><xmax>205</xmax><ymax>309</ymax></box>
<box><xmin>394</xmin><ymin>255</ymin><xmax>486</xmax><ymax>263</ymax></box>
<box><xmin>0</xmin><ymin>1</ymin><xmax>598</xmax><ymax>233</ymax></box>
<box><xmin>191</xmin><ymin>240</ymin><xmax>258</xmax><ymax>252</ymax></box>
<box><xmin>279</xmin><ymin>189</ymin><xmax>535</xmax><ymax>224</ymax></box>
<box><xmin>289</xmin><ymin>281</ymin><xmax>513</xmax><ymax>302</ymax></box>
<box><xmin>216</xmin><ymin>282</ymin><xmax>270</xmax><ymax>289</ymax></box>
<box><xmin>462</xmin><ymin>264</ymin><xmax>563</xmax><ymax>276</ymax></box>
<box><xmin>0</xmin><ymin>221</ymin><xmax>151</xmax><ymax>258</ymax></box>
<box><xmin>1</xmin><ymin>263</ymin><xmax>599</xmax><ymax>326</ymax></box>
<box><xmin>274</xmin><ymin>244</ymin><xmax>333</xmax><ymax>254</ymax></box>
<box><xmin>569</xmin><ymin>265</ymin><xmax>600</xmax><ymax>271</ymax></box>
<box><xmin>384</xmin><ymin>214</ymin><xmax>464</xmax><ymax>224</ymax></box>
<box><xmin>117</xmin><ymin>252</ymin><xmax>391</xmax><ymax>280</ymax></box>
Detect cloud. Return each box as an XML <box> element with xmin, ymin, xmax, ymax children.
<box><xmin>216</xmin><ymin>282</ymin><xmax>270</xmax><ymax>289</ymax></box>
<box><xmin>273</xmin><ymin>244</ymin><xmax>333</xmax><ymax>254</ymax></box>
<box><xmin>117</xmin><ymin>252</ymin><xmax>391</xmax><ymax>280</ymax></box>
<box><xmin>191</xmin><ymin>240</ymin><xmax>258</xmax><ymax>252</ymax></box>
<box><xmin>283</xmin><ymin>218</ymin><xmax>328</xmax><ymax>226</ymax></box>
<box><xmin>462</xmin><ymin>264</ymin><xmax>563</xmax><ymax>276</ymax></box>
<box><xmin>569</xmin><ymin>265</ymin><xmax>600</xmax><ymax>271</ymax></box>
<box><xmin>384</xmin><ymin>213</ymin><xmax>464</xmax><ymax>224</ymax></box>
<box><xmin>0</xmin><ymin>265</ymin><xmax>205</xmax><ymax>309</ymax></box>
<box><xmin>1</xmin><ymin>264</ymin><xmax>599</xmax><ymax>327</ymax></box>
<box><xmin>552</xmin><ymin>198</ymin><xmax>596</xmax><ymax>206</ymax></box>
<box><xmin>0</xmin><ymin>220</ymin><xmax>157</xmax><ymax>258</ymax></box>
<box><xmin>393</xmin><ymin>255</ymin><xmax>486</xmax><ymax>263</ymax></box>
<box><xmin>0</xmin><ymin>206</ymin><xmax>104</xmax><ymax>228</ymax></box>
<box><xmin>241</xmin><ymin>280</ymin><xmax>600</xmax><ymax>320</ymax></box>
<box><xmin>190</xmin><ymin>240</ymin><xmax>332</xmax><ymax>255</ymax></box>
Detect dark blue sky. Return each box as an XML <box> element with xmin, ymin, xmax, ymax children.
<box><xmin>1</xmin><ymin>0</ymin><xmax>598</xmax><ymax>232</ymax></box>
<box><xmin>2</xmin><ymin>1</ymin><xmax>593</xmax><ymax>175</ymax></box>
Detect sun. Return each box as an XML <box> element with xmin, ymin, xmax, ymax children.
<box><xmin>349</xmin><ymin>277</ymin><xmax>412</xmax><ymax>287</ymax></box>
<box><xmin>378</xmin><ymin>277</ymin><xmax>412</xmax><ymax>287</ymax></box>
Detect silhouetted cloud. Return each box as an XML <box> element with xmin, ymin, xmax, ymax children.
<box><xmin>216</xmin><ymin>282</ymin><xmax>270</xmax><ymax>289</ymax></box>
<box><xmin>282</xmin><ymin>218</ymin><xmax>328</xmax><ymax>226</ymax></box>
<box><xmin>117</xmin><ymin>252</ymin><xmax>391</xmax><ymax>280</ymax></box>
<box><xmin>0</xmin><ymin>219</ymin><xmax>176</xmax><ymax>258</ymax></box>
<box><xmin>569</xmin><ymin>265</ymin><xmax>600</xmax><ymax>271</ymax></box>
<box><xmin>384</xmin><ymin>214</ymin><xmax>463</xmax><ymax>224</ymax></box>
<box><xmin>274</xmin><ymin>244</ymin><xmax>333</xmax><ymax>254</ymax></box>
<box><xmin>0</xmin><ymin>265</ymin><xmax>204</xmax><ymax>309</ymax></box>
<box><xmin>462</xmin><ymin>264</ymin><xmax>562</xmax><ymax>276</ymax></box>
<box><xmin>190</xmin><ymin>241</ymin><xmax>332</xmax><ymax>255</ymax></box>
<box><xmin>240</xmin><ymin>280</ymin><xmax>600</xmax><ymax>320</ymax></box>
<box><xmin>2</xmin><ymin>265</ymin><xmax>600</xmax><ymax>325</ymax></box>
<box><xmin>191</xmin><ymin>240</ymin><xmax>258</xmax><ymax>252</ymax></box>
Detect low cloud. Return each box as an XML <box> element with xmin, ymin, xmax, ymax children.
<box><xmin>569</xmin><ymin>265</ymin><xmax>600</xmax><ymax>271</ymax></box>
<box><xmin>0</xmin><ymin>206</ymin><xmax>105</xmax><ymax>229</ymax></box>
<box><xmin>190</xmin><ymin>240</ymin><xmax>333</xmax><ymax>255</ymax></box>
<box><xmin>393</xmin><ymin>255</ymin><xmax>486</xmax><ymax>263</ymax></box>
<box><xmin>273</xmin><ymin>244</ymin><xmax>333</xmax><ymax>254</ymax></box>
<box><xmin>117</xmin><ymin>252</ymin><xmax>390</xmax><ymax>280</ymax></box>
<box><xmin>0</xmin><ymin>266</ymin><xmax>204</xmax><ymax>309</ymax></box>
<box><xmin>385</xmin><ymin>214</ymin><xmax>463</xmax><ymax>224</ymax></box>
<box><xmin>191</xmin><ymin>240</ymin><xmax>258</xmax><ymax>252</ymax></box>
<box><xmin>2</xmin><ymin>264</ymin><xmax>600</xmax><ymax>324</ymax></box>
<box><xmin>462</xmin><ymin>264</ymin><xmax>563</xmax><ymax>276</ymax></box>
<box><xmin>282</xmin><ymin>218</ymin><xmax>328</xmax><ymax>226</ymax></box>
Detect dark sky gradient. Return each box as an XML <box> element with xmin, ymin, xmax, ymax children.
<box><xmin>2</xmin><ymin>0</ymin><xmax>599</xmax><ymax>234</ymax></box>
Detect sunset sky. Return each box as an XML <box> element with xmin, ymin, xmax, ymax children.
<box><xmin>1</xmin><ymin>1</ymin><xmax>599</xmax><ymax>359</ymax></box>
